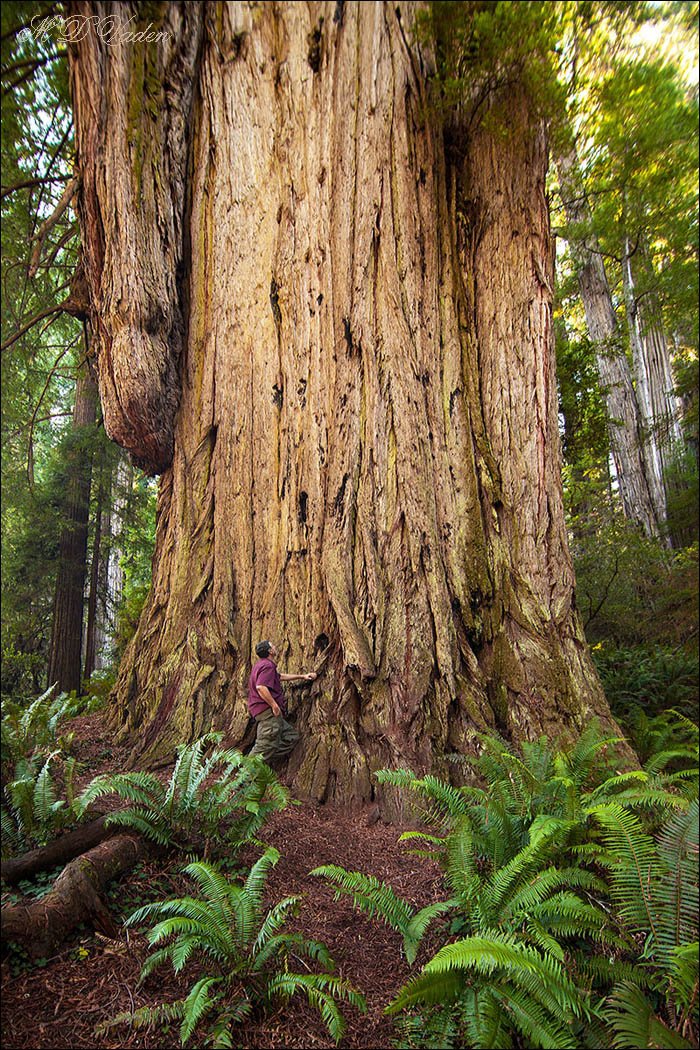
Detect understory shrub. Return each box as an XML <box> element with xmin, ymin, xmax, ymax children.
<box><xmin>76</xmin><ymin>733</ymin><xmax>290</xmax><ymax>857</ymax></box>
<box><xmin>594</xmin><ymin>645</ymin><xmax>699</xmax><ymax>723</ymax></box>
<box><xmin>313</xmin><ymin>726</ymin><xmax>699</xmax><ymax>1049</ymax></box>
<box><xmin>99</xmin><ymin>848</ymin><xmax>366</xmax><ymax>1047</ymax></box>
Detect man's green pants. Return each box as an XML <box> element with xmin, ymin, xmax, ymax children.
<box><xmin>249</xmin><ymin>708</ymin><xmax>300</xmax><ymax>764</ymax></box>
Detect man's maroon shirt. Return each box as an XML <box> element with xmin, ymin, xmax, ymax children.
<box><xmin>248</xmin><ymin>657</ymin><xmax>286</xmax><ymax>717</ymax></box>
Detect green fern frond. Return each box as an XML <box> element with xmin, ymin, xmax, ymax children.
<box><xmin>253</xmin><ymin>895</ymin><xmax>302</xmax><ymax>954</ymax></box>
<box><xmin>668</xmin><ymin>942</ymin><xmax>699</xmax><ymax>1015</ymax></box>
<box><xmin>105</xmin><ymin>808</ymin><xmax>170</xmax><ymax>845</ymax></box>
<box><xmin>419</xmin><ymin>933</ymin><xmax>587</xmax><ymax>1024</ymax></box>
<box><xmin>95</xmin><ymin>1000</ymin><xmax>185</xmax><ymax>1036</ymax></box>
<box><xmin>252</xmin><ymin>931</ymin><xmax>334</xmax><ymax>973</ymax></box>
<box><xmin>462</xmin><ymin>986</ymin><xmax>513</xmax><ymax>1049</ymax></box>
<box><xmin>588</xmin><ymin>804</ymin><xmax>661</xmax><ymax>939</ymax></box>
<box><xmin>496</xmin><ymin>984</ymin><xmax>578</xmax><ymax>1050</ymax></box>
<box><xmin>524</xmin><ymin>918</ymin><xmax>566</xmax><ymax>961</ymax></box>
<box><xmin>604</xmin><ymin>981</ymin><xmax>694</xmax><ymax>1049</ymax></box>
<box><xmin>387</xmin><ymin>968</ymin><xmax>474</xmax><ymax>1013</ymax></box>
<box><xmin>505</xmin><ymin>865</ymin><xmax>607</xmax><ymax>917</ymax></box>
<box><xmin>181</xmin><ymin>861</ymin><xmax>237</xmax><ymax>922</ymax></box>
<box><xmin>266</xmin><ymin>972</ymin><xmax>366</xmax><ymax>1043</ymax></box>
<box><xmin>137</xmin><ymin>946</ymin><xmax>172</xmax><ymax>982</ymax></box>
<box><xmin>179</xmin><ymin>976</ymin><xmax>223</xmax><ymax>1044</ymax></box>
<box><xmin>405</xmin><ymin>901</ymin><xmax>456</xmax><ymax>958</ymax></box>
<box><xmin>644</xmin><ymin>749</ymin><xmax>698</xmax><ymax>775</ymax></box>
<box><xmin>444</xmin><ymin>821</ymin><xmax>483</xmax><ymax>911</ymax></box>
<box><xmin>310</xmin><ymin>864</ymin><xmax>416</xmax><ymax>948</ymax></box>
<box><xmin>655</xmin><ymin>801</ymin><xmax>699</xmax><ymax>956</ymax></box>
<box><xmin>169</xmin><ymin>737</ymin><xmax>206</xmax><ymax>812</ymax></box>
<box><xmin>568</xmin><ymin>951</ymin><xmax>649</xmax><ymax>989</ymax></box>
<box><xmin>242</xmin><ymin>846</ymin><xmax>280</xmax><ymax>910</ymax></box>
<box><xmin>32</xmin><ymin>751</ymin><xmax>61</xmax><ymax>825</ymax></box>
<box><xmin>76</xmin><ymin>771</ymin><xmax>161</xmax><ymax>815</ymax></box>
<box><xmin>555</xmin><ymin>720</ymin><xmax>622</xmax><ymax>788</ymax></box>
<box><xmin>375</xmin><ymin>768</ymin><xmax>474</xmax><ymax>825</ymax></box>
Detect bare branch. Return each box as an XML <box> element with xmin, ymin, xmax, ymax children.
<box><xmin>25</xmin><ymin>334</ymin><xmax>82</xmax><ymax>491</ymax></box>
<box><xmin>1</xmin><ymin>52</ymin><xmax>62</xmax><ymax>77</ymax></box>
<box><xmin>1</xmin><ymin>51</ymin><xmax>67</xmax><ymax>94</ymax></box>
<box><xmin>38</xmin><ymin>222</ymin><xmax>79</xmax><ymax>272</ymax></box>
<box><xmin>0</xmin><ymin>283</ymin><xmax>71</xmax><ymax>353</ymax></box>
<box><xmin>584</xmin><ymin>554</ymin><xmax>620</xmax><ymax>629</ymax></box>
<box><xmin>29</xmin><ymin>177</ymin><xmax>78</xmax><ymax>277</ymax></box>
<box><xmin>1</xmin><ymin>174</ymin><xmax>72</xmax><ymax>200</ymax></box>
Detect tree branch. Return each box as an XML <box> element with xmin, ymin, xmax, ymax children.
<box><xmin>584</xmin><ymin>553</ymin><xmax>619</xmax><ymax>629</ymax></box>
<box><xmin>29</xmin><ymin>177</ymin><xmax>78</xmax><ymax>277</ymax></box>
<box><xmin>0</xmin><ymin>5</ymin><xmax>58</xmax><ymax>44</ymax></box>
<box><xmin>1</xmin><ymin>52</ymin><xmax>67</xmax><ymax>95</ymax></box>
<box><xmin>0</xmin><ymin>174</ymin><xmax>72</xmax><ymax>200</ymax></box>
<box><xmin>0</xmin><ymin>298</ymin><xmax>68</xmax><ymax>353</ymax></box>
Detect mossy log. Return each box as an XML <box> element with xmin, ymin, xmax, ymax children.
<box><xmin>1</xmin><ymin>833</ymin><xmax>146</xmax><ymax>959</ymax></box>
<box><xmin>0</xmin><ymin>815</ymin><xmax>113</xmax><ymax>887</ymax></box>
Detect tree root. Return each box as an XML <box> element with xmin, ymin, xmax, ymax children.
<box><xmin>1</xmin><ymin>833</ymin><xmax>146</xmax><ymax>959</ymax></box>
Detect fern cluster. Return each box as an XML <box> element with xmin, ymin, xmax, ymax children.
<box><xmin>99</xmin><ymin>849</ymin><xmax>366</xmax><ymax>1047</ymax></box>
<box><xmin>76</xmin><ymin>733</ymin><xmax>289</xmax><ymax>856</ymax></box>
<box><xmin>83</xmin><ymin>735</ymin><xmax>368</xmax><ymax>1046</ymax></box>
<box><xmin>313</xmin><ymin>721</ymin><xmax>699</xmax><ymax>1049</ymax></box>
<box><xmin>2</xmin><ymin>748</ymin><xmax>78</xmax><ymax>854</ymax></box>
<box><xmin>1</xmin><ymin>684</ymin><xmax>82</xmax><ymax>767</ymax></box>
<box><xmin>0</xmin><ymin>684</ymin><xmax>94</xmax><ymax>854</ymax></box>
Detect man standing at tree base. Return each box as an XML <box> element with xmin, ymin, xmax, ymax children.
<box><xmin>248</xmin><ymin>641</ymin><xmax>316</xmax><ymax>765</ymax></box>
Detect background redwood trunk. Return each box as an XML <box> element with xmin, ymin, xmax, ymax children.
<box><xmin>556</xmin><ymin>145</ymin><xmax>663</xmax><ymax>539</ymax></box>
<box><xmin>47</xmin><ymin>363</ymin><xmax>98</xmax><ymax>694</ymax></box>
<box><xmin>70</xmin><ymin>2</ymin><xmax>626</xmax><ymax>815</ymax></box>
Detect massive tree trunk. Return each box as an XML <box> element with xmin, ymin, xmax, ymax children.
<box><xmin>555</xmin><ymin>146</ymin><xmax>662</xmax><ymax>540</ymax></box>
<box><xmin>69</xmin><ymin>2</ymin><xmax>624</xmax><ymax>814</ymax></box>
<box><xmin>47</xmin><ymin>361</ymin><xmax>98</xmax><ymax>694</ymax></box>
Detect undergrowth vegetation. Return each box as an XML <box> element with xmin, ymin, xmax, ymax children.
<box><xmin>75</xmin><ymin>733</ymin><xmax>290</xmax><ymax>858</ymax></box>
<box><xmin>314</xmin><ymin>722</ymin><xmax>699</xmax><ymax>1050</ymax></box>
<box><xmin>99</xmin><ymin>850</ymin><xmax>366</xmax><ymax>1048</ymax></box>
<box><xmin>1</xmin><ymin>685</ymin><xmax>101</xmax><ymax>855</ymax></box>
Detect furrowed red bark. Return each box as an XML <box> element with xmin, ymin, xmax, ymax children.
<box><xmin>69</xmin><ymin>2</ymin><xmax>628</xmax><ymax>816</ymax></box>
<box><xmin>68</xmin><ymin>1</ymin><xmax>203</xmax><ymax>472</ymax></box>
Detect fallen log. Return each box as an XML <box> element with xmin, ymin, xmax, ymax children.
<box><xmin>1</xmin><ymin>832</ymin><xmax>146</xmax><ymax>959</ymax></box>
<box><xmin>1</xmin><ymin>814</ymin><xmax>114</xmax><ymax>886</ymax></box>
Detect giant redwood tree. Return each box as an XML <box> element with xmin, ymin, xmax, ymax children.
<box><xmin>68</xmin><ymin>1</ymin><xmax>624</xmax><ymax>811</ymax></box>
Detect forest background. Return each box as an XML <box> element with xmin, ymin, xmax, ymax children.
<box><xmin>1</xmin><ymin>2</ymin><xmax>699</xmax><ymax>1048</ymax></box>
<box><xmin>2</xmin><ymin>0</ymin><xmax>697</xmax><ymax>732</ymax></box>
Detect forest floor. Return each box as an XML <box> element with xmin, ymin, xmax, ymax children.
<box><xmin>1</xmin><ymin>712</ymin><xmax>445</xmax><ymax>1049</ymax></box>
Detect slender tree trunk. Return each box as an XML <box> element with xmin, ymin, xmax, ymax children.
<box><xmin>47</xmin><ymin>361</ymin><xmax>98</xmax><ymax>694</ymax></box>
<box><xmin>621</xmin><ymin>238</ymin><xmax>671</xmax><ymax>533</ymax></box>
<box><xmin>624</xmin><ymin>240</ymin><xmax>689</xmax><ymax>544</ymax></box>
<box><xmin>555</xmin><ymin>146</ymin><xmax>662</xmax><ymax>539</ymax></box>
<box><xmin>95</xmin><ymin>452</ymin><xmax>131</xmax><ymax>668</ymax></box>
<box><xmin>70</xmin><ymin>2</ymin><xmax>626</xmax><ymax>814</ymax></box>
<box><xmin>83</xmin><ymin>456</ymin><xmax>105</xmax><ymax>680</ymax></box>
